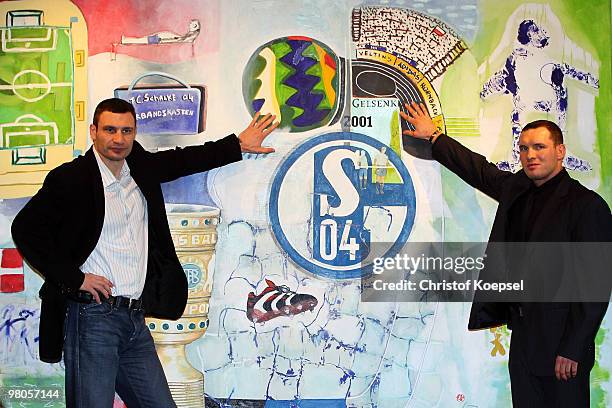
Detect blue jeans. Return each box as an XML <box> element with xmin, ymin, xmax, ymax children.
<box><xmin>63</xmin><ymin>299</ymin><xmax>176</xmax><ymax>408</ymax></box>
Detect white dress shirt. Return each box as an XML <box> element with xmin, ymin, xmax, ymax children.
<box><xmin>80</xmin><ymin>149</ymin><xmax>148</xmax><ymax>298</ymax></box>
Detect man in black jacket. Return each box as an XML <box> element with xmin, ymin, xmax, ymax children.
<box><xmin>401</xmin><ymin>102</ymin><xmax>611</xmax><ymax>407</ymax></box>
<box><xmin>12</xmin><ymin>98</ymin><xmax>277</xmax><ymax>407</ymax></box>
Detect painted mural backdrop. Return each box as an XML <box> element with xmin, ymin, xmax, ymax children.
<box><xmin>0</xmin><ymin>0</ymin><xmax>610</xmax><ymax>407</ymax></box>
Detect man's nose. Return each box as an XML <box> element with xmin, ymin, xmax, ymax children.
<box><xmin>112</xmin><ymin>133</ymin><xmax>125</xmax><ymax>144</ymax></box>
<box><xmin>527</xmin><ymin>147</ymin><xmax>536</xmax><ymax>159</ymax></box>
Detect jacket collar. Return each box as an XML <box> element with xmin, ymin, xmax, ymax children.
<box><xmin>504</xmin><ymin>169</ymin><xmax>531</xmax><ymax>209</ymax></box>
<box><xmin>124</xmin><ymin>141</ymin><xmax>150</xmax><ymax>194</ymax></box>
<box><xmin>549</xmin><ymin>168</ymin><xmax>572</xmax><ymax>198</ymax></box>
<box><xmin>84</xmin><ymin>147</ymin><xmax>105</xmax><ymax>236</ymax></box>
<box><xmin>504</xmin><ymin>167</ymin><xmax>572</xmax><ymax>210</ymax></box>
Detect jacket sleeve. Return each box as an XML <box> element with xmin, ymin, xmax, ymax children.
<box><xmin>557</xmin><ymin>194</ymin><xmax>612</xmax><ymax>362</ymax></box>
<box><xmin>431</xmin><ymin>134</ymin><xmax>513</xmax><ymax>201</ymax></box>
<box><xmin>146</xmin><ymin>134</ymin><xmax>243</xmax><ymax>183</ymax></box>
<box><xmin>11</xmin><ymin>169</ymin><xmax>85</xmax><ymax>294</ymax></box>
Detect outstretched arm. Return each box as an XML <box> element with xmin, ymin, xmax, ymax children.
<box><xmin>144</xmin><ymin>111</ymin><xmax>279</xmax><ymax>183</ymax></box>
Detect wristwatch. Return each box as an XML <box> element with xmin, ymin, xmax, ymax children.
<box><xmin>428</xmin><ymin>130</ymin><xmax>440</xmax><ymax>144</ymax></box>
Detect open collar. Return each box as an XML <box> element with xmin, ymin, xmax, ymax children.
<box><xmin>92</xmin><ymin>148</ymin><xmax>131</xmax><ymax>189</ymax></box>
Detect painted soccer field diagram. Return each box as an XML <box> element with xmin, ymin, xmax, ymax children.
<box><xmin>0</xmin><ymin>0</ymin><xmax>88</xmax><ymax>199</ymax></box>
<box><xmin>0</xmin><ymin>26</ymin><xmax>73</xmax><ymax>145</ymax></box>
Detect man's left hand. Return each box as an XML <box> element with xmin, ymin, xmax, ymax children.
<box><xmin>238</xmin><ymin>112</ymin><xmax>278</xmax><ymax>153</ymax></box>
<box><xmin>555</xmin><ymin>355</ymin><xmax>578</xmax><ymax>380</ymax></box>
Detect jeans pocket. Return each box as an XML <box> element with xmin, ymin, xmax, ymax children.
<box><xmin>79</xmin><ymin>301</ymin><xmax>113</xmax><ymax>317</ymax></box>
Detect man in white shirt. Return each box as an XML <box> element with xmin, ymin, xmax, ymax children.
<box><xmin>12</xmin><ymin>98</ymin><xmax>277</xmax><ymax>407</ymax></box>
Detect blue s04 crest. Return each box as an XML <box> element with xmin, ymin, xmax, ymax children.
<box><xmin>269</xmin><ymin>132</ymin><xmax>416</xmax><ymax>279</ymax></box>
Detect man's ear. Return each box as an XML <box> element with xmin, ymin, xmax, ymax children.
<box><xmin>556</xmin><ymin>143</ymin><xmax>566</xmax><ymax>161</ymax></box>
<box><xmin>89</xmin><ymin>124</ymin><xmax>97</xmax><ymax>141</ymax></box>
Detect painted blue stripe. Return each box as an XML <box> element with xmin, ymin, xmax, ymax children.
<box><xmin>265</xmin><ymin>399</ymin><xmax>345</xmax><ymax>408</ymax></box>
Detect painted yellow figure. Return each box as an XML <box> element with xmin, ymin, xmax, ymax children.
<box><xmin>490</xmin><ymin>327</ymin><xmax>506</xmax><ymax>357</ymax></box>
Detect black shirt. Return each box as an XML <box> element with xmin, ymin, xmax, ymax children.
<box><xmin>507</xmin><ymin>168</ymin><xmax>567</xmax><ymax>242</ymax></box>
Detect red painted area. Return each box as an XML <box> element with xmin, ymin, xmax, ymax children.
<box><xmin>287</xmin><ymin>35</ymin><xmax>312</xmax><ymax>41</ymax></box>
<box><xmin>1</xmin><ymin>248</ymin><xmax>22</xmax><ymax>268</ymax></box>
<box><xmin>432</xmin><ymin>26</ymin><xmax>446</xmax><ymax>37</ymax></box>
<box><xmin>0</xmin><ymin>274</ymin><xmax>24</xmax><ymax>293</ymax></box>
<box><xmin>324</xmin><ymin>53</ymin><xmax>336</xmax><ymax>70</ymax></box>
<box><xmin>71</xmin><ymin>0</ymin><xmax>219</xmax><ymax>62</ymax></box>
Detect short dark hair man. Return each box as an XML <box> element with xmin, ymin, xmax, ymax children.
<box><xmin>401</xmin><ymin>102</ymin><xmax>611</xmax><ymax>406</ymax></box>
<box><xmin>11</xmin><ymin>98</ymin><xmax>278</xmax><ymax>407</ymax></box>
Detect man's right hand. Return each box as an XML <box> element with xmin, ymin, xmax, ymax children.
<box><xmin>399</xmin><ymin>102</ymin><xmax>439</xmax><ymax>141</ymax></box>
<box><xmin>79</xmin><ymin>273</ymin><xmax>113</xmax><ymax>303</ymax></box>
<box><xmin>238</xmin><ymin>112</ymin><xmax>278</xmax><ymax>154</ymax></box>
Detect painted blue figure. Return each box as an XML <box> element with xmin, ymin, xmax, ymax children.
<box><xmin>481</xmin><ymin>19</ymin><xmax>598</xmax><ymax>172</ymax></box>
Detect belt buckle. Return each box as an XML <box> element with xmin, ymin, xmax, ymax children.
<box><xmin>128</xmin><ymin>298</ymin><xmax>141</xmax><ymax>310</ymax></box>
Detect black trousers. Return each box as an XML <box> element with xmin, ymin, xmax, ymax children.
<box><xmin>508</xmin><ymin>341</ymin><xmax>590</xmax><ymax>407</ymax></box>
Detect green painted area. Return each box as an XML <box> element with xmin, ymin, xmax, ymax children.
<box><xmin>559</xmin><ymin>0</ymin><xmax>612</xmax><ymax>204</ymax></box>
<box><xmin>302</xmin><ymin>44</ymin><xmax>333</xmax><ymax>112</ymax></box>
<box><xmin>384</xmin><ymin>111</ymin><xmax>402</xmax><ymax>184</ymax></box>
<box><xmin>242</xmin><ymin>54</ymin><xmax>266</xmax><ymax>113</ymax></box>
<box><xmin>471</xmin><ymin>0</ymin><xmax>612</xmax><ymax>203</ymax></box>
<box><xmin>269</xmin><ymin>43</ymin><xmax>295</xmax><ymax>101</ymax></box>
<box><xmin>243</xmin><ymin>41</ymin><xmax>298</xmax><ymax>128</ymax></box>
<box><xmin>5</xmin><ymin>27</ymin><xmax>55</xmax><ymax>49</ymax></box>
<box><xmin>269</xmin><ymin>42</ymin><xmax>299</xmax><ymax>125</ymax></box>
<box><xmin>591</xmin><ymin>327</ymin><xmax>610</xmax><ymax>407</ymax></box>
<box><xmin>0</xmin><ymin>27</ymin><xmax>73</xmax><ymax>149</ymax></box>
<box><xmin>439</xmin><ymin>52</ymin><xmax>480</xmax><ymax>122</ymax></box>
<box><xmin>268</xmin><ymin>41</ymin><xmax>291</xmax><ymax>58</ymax></box>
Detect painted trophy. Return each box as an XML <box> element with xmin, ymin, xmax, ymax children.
<box><xmin>146</xmin><ymin>204</ymin><xmax>220</xmax><ymax>407</ymax></box>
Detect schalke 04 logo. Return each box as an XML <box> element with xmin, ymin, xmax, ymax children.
<box><xmin>269</xmin><ymin>132</ymin><xmax>416</xmax><ymax>279</ymax></box>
